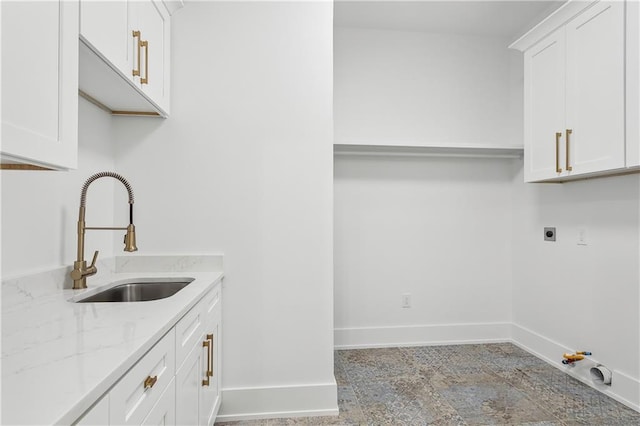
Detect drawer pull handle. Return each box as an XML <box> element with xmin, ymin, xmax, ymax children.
<box><xmin>132</xmin><ymin>30</ymin><xmax>141</xmax><ymax>77</ymax></box>
<box><xmin>565</xmin><ymin>129</ymin><xmax>573</xmax><ymax>171</ymax></box>
<box><xmin>202</xmin><ymin>339</ymin><xmax>211</xmax><ymax>386</ymax></box>
<box><xmin>555</xmin><ymin>132</ymin><xmax>562</xmax><ymax>173</ymax></box>
<box><xmin>140</xmin><ymin>39</ymin><xmax>149</xmax><ymax>85</ymax></box>
<box><xmin>207</xmin><ymin>334</ymin><xmax>214</xmax><ymax>377</ymax></box>
<box><xmin>143</xmin><ymin>375</ymin><xmax>158</xmax><ymax>390</ymax></box>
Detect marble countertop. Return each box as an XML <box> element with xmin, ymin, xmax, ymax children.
<box><xmin>1</xmin><ymin>255</ymin><xmax>224</xmax><ymax>425</ymax></box>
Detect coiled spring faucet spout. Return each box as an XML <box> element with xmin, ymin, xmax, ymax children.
<box><xmin>71</xmin><ymin>172</ymin><xmax>138</xmax><ymax>289</ymax></box>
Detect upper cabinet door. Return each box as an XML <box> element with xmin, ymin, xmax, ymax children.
<box><xmin>565</xmin><ymin>1</ymin><xmax>625</xmax><ymax>176</ymax></box>
<box><xmin>1</xmin><ymin>0</ymin><xmax>78</xmax><ymax>170</ymax></box>
<box><xmin>80</xmin><ymin>0</ymin><xmax>130</xmax><ymax>77</ymax></box>
<box><xmin>524</xmin><ymin>29</ymin><xmax>566</xmax><ymax>182</ymax></box>
<box><xmin>130</xmin><ymin>0</ymin><xmax>170</xmax><ymax>112</ymax></box>
<box><xmin>79</xmin><ymin>0</ymin><xmax>173</xmax><ymax>116</ymax></box>
<box><xmin>515</xmin><ymin>0</ymin><xmax>630</xmax><ymax>182</ymax></box>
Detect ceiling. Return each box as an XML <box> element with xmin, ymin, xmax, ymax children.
<box><xmin>334</xmin><ymin>0</ymin><xmax>567</xmax><ymax>40</ymax></box>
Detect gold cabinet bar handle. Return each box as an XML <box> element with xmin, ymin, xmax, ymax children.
<box><xmin>132</xmin><ymin>31</ymin><xmax>141</xmax><ymax>77</ymax></box>
<box><xmin>207</xmin><ymin>334</ymin><xmax>214</xmax><ymax>377</ymax></box>
<box><xmin>555</xmin><ymin>132</ymin><xmax>563</xmax><ymax>173</ymax></box>
<box><xmin>143</xmin><ymin>375</ymin><xmax>158</xmax><ymax>390</ymax></box>
<box><xmin>202</xmin><ymin>339</ymin><xmax>211</xmax><ymax>386</ymax></box>
<box><xmin>566</xmin><ymin>129</ymin><xmax>573</xmax><ymax>171</ymax></box>
<box><xmin>140</xmin><ymin>40</ymin><xmax>149</xmax><ymax>85</ymax></box>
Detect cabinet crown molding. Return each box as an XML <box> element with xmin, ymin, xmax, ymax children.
<box><xmin>509</xmin><ymin>0</ymin><xmax>598</xmax><ymax>52</ymax></box>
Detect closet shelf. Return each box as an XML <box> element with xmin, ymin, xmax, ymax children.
<box><xmin>333</xmin><ymin>142</ymin><xmax>524</xmax><ymax>159</ymax></box>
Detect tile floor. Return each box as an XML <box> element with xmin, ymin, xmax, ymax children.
<box><xmin>215</xmin><ymin>343</ymin><xmax>640</xmax><ymax>425</ymax></box>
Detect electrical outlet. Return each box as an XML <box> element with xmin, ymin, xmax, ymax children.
<box><xmin>577</xmin><ymin>228</ymin><xmax>588</xmax><ymax>245</ymax></box>
<box><xmin>402</xmin><ymin>293</ymin><xmax>411</xmax><ymax>308</ymax></box>
<box><xmin>544</xmin><ymin>227</ymin><xmax>556</xmax><ymax>241</ymax></box>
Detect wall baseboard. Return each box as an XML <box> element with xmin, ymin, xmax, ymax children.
<box><xmin>334</xmin><ymin>322</ymin><xmax>512</xmax><ymax>349</ymax></box>
<box><xmin>216</xmin><ymin>382</ymin><xmax>338</xmax><ymax>422</ymax></box>
<box><xmin>511</xmin><ymin>323</ymin><xmax>640</xmax><ymax>413</ymax></box>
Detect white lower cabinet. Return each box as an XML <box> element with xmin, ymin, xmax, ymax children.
<box><xmin>176</xmin><ymin>285</ymin><xmax>223</xmax><ymax>426</ymax></box>
<box><xmin>142</xmin><ymin>379</ymin><xmax>176</xmax><ymax>426</ymax></box>
<box><xmin>200</xmin><ymin>289</ymin><xmax>222</xmax><ymax>426</ymax></box>
<box><xmin>176</xmin><ymin>339</ymin><xmax>204</xmax><ymax>425</ymax></box>
<box><xmin>110</xmin><ymin>330</ymin><xmax>176</xmax><ymax>425</ymax></box>
<box><xmin>175</xmin><ymin>295</ymin><xmax>206</xmax><ymax>369</ymax></box>
<box><xmin>73</xmin><ymin>283</ymin><xmax>222</xmax><ymax>425</ymax></box>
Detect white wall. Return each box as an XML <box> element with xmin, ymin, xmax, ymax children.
<box><xmin>333</xmin><ymin>23</ymin><xmax>640</xmax><ymax>410</ymax></box>
<box><xmin>511</xmin><ymin>168</ymin><xmax>640</xmax><ymax>409</ymax></box>
<box><xmin>1</xmin><ymin>97</ymin><xmax>116</xmax><ymax>278</ymax></box>
<box><xmin>333</xmin><ymin>26</ymin><xmax>520</xmax><ymax>347</ymax></box>
<box><xmin>334</xmin><ymin>27</ymin><xmax>522</xmax><ymax>147</ymax></box>
<box><xmin>334</xmin><ymin>155</ymin><xmax>516</xmax><ymax>347</ymax></box>
<box><xmin>112</xmin><ymin>1</ymin><xmax>336</xmax><ymax>420</ymax></box>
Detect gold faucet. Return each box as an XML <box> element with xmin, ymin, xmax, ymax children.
<box><xmin>71</xmin><ymin>172</ymin><xmax>138</xmax><ymax>289</ymax></box>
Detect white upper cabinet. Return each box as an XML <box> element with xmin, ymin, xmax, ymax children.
<box><xmin>80</xmin><ymin>1</ymin><xmax>130</xmax><ymax>76</ymax></box>
<box><xmin>79</xmin><ymin>0</ymin><xmax>177</xmax><ymax>117</ymax></box>
<box><xmin>1</xmin><ymin>0</ymin><xmax>79</xmax><ymax>170</ymax></box>
<box><xmin>565</xmin><ymin>1</ymin><xmax>625</xmax><ymax>176</ymax></box>
<box><xmin>130</xmin><ymin>0</ymin><xmax>170</xmax><ymax>112</ymax></box>
<box><xmin>512</xmin><ymin>1</ymin><xmax>629</xmax><ymax>182</ymax></box>
<box><xmin>524</xmin><ymin>29</ymin><xmax>566</xmax><ymax>182</ymax></box>
<box><xmin>627</xmin><ymin>0</ymin><xmax>640</xmax><ymax>167</ymax></box>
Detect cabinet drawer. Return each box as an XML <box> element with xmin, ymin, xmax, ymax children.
<box><xmin>201</xmin><ymin>285</ymin><xmax>221</xmax><ymax>325</ymax></box>
<box><xmin>175</xmin><ymin>298</ymin><xmax>206</xmax><ymax>370</ymax></box>
<box><xmin>110</xmin><ymin>329</ymin><xmax>175</xmax><ymax>425</ymax></box>
<box><xmin>141</xmin><ymin>377</ymin><xmax>175</xmax><ymax>426</ymax></box>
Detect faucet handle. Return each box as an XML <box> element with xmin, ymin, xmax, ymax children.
<box><xmin>89</xmin><ymin>250</ymin><xmax>99</xmax><ymax>268</ymax></box>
